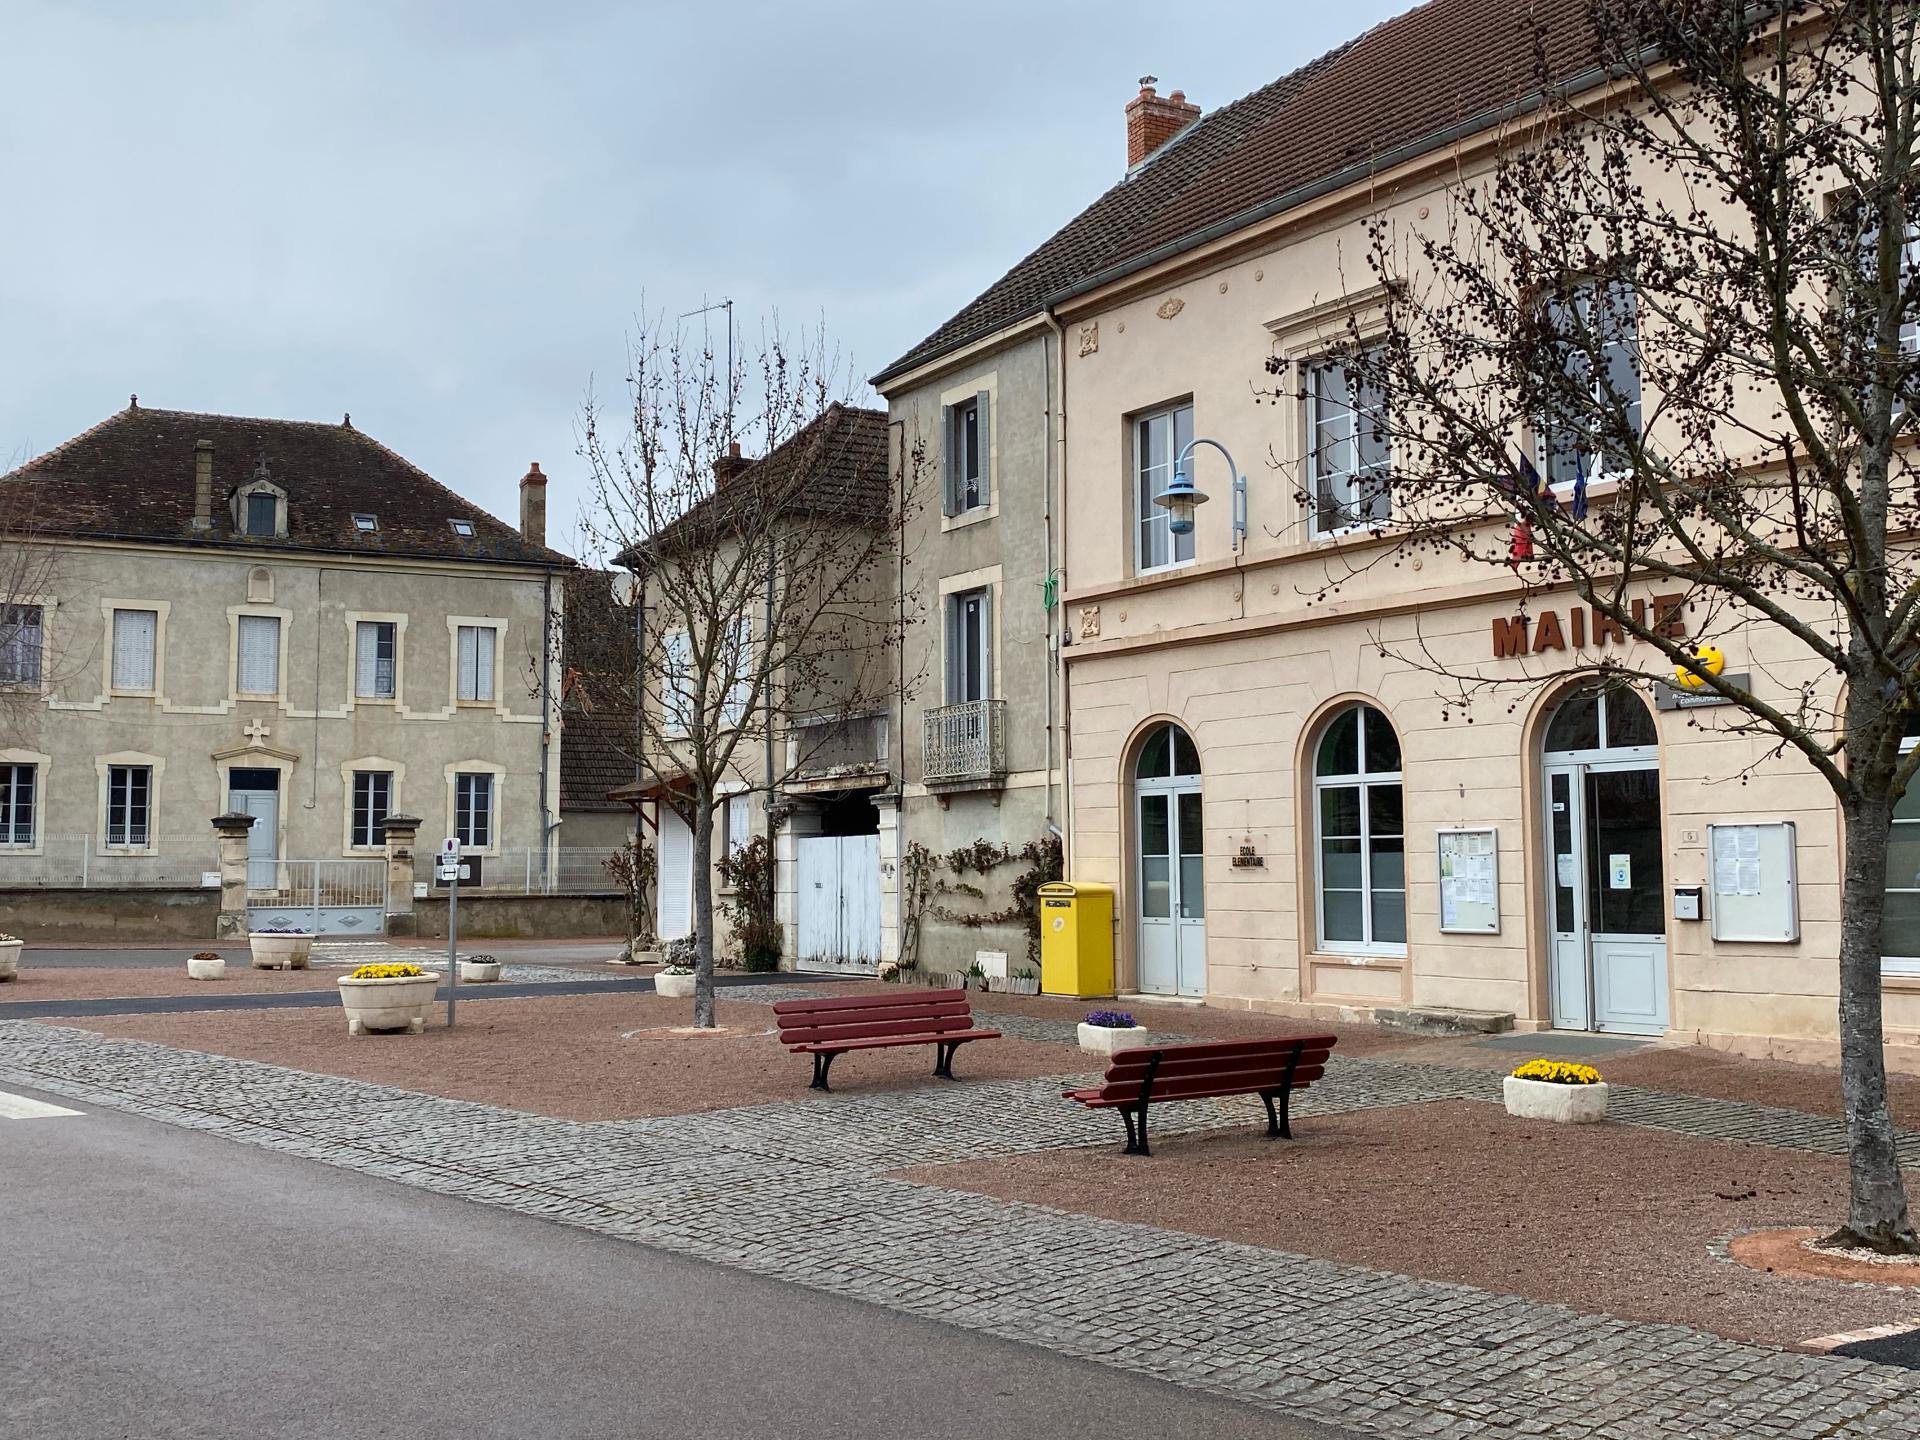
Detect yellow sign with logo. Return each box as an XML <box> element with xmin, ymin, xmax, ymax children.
<box><xmin>1673</xmin><ymin>644</ymin><xmax>1725</xmax><ymax>690</ymax></box>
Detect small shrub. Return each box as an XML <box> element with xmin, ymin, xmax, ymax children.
<box><xmin>660</xmin><ymin>963</ymin><xmax>695</xmax><ymax>977</ymax></box>
<box><xmin>1084</xmin><ymin>1010</ymin><xmax>1137</xmax><ymax>1029</ymax></box>
<box><xmin>348</xmin><ymin>963</ymin><xmax>425</xmax><ymax>980</ymax></box>
<box><xmin>1510</xmin><ymin>1059</ymin><xmax>1603</xmax><ymax>1085</ymax></box>
<box><xmin>190</xmin><ymin>951</ymin><xmax>221</xmax><ymax>962</ymax></box>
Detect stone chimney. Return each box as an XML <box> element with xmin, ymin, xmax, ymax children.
<box><xmin>1126</xmin><ymin>77</ymin><xmax>1200</xmax><ymax>169</ymax></box>
<box><xmin>192</xmin><ymin>439</ymin><xmax>214</xmax><ymax>530</ymax></box>
<box><xmin>519</xmin><ymin>462</ymin><xmax>547</xmax><ymax>547</ymax></box>
<box><xmin>713</xmin><ymin>440</ymin><xmax>751</xmax><ymax>485</ymax></box>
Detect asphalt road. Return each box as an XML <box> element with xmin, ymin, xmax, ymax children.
<box><xmin>1</xmin><ymin>1084</ymin><xmax>1346</xmax><ymax>1440</ymax></box>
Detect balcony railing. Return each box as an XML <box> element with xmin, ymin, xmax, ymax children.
<box><xmin>922</xmin><ymin>699</ymin><xmax>1008</xmax><ymax>789</ymax></box>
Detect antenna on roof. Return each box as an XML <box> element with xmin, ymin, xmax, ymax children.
<box><xmin>681</xmin><ymin>297</ymin><xmax>736</xmax><ymax>452</ymax></box>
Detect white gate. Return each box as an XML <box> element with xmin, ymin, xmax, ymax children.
<box><xmin>245</xmin><ymin>859</ymin><xmax>386</xmax><ymax>935</ymax></box>
<box><xmin>796</xmin><ymin>833</ymin><xmax>880</xmax><ymax>970</ymax></box>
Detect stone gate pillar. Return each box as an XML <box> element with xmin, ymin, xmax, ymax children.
<box><xmin>381</xmin><ymin>813</ymin><xmax>423</xmax><ymax>937</ymax></box>
<box><xmin>211</xmin><ymin>812</ymin><xmax>256</xmax><ymax>939</ymax></box>
<box><xmin>875</xmin><ymin>793</ymin><xmax>902</xmax><ymax>968</ymax></box>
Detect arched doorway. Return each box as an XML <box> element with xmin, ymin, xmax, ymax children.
<box><xmin>1540</xmin><ymin>683</ymin><xmax>1668</xmax><ymax>1034</ymax></box>
<box><xmin>1134</xmin><ymin>722</ymin><xmax>1204</xmax><ymax>997</ymax></box>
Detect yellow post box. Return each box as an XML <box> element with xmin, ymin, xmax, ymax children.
<box><xmin>1038</xmin><ymin>881</ymin><xmax>1116</xmax><ymax>998</ymax></box>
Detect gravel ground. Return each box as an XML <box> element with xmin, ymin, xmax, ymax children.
<box><xmin>897</xmin><ymin>1099</ymin><xmax>1920</xmax><ymax>1348</ymax></box>
<box><xmin>2</xmin><ymin>963</ymin><xmax>346</xmax><ymax>1001</ymax></box>
<box><xmin>63</xmin><ymin>993</ymin><xmax>1082</xmax><ymax>1120</ymax></box>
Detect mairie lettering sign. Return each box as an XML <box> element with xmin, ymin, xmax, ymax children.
<box><xmin>1491</xmin><ymin>594</ymin><xmax>1687</xmax><ymax>659</ymax></box>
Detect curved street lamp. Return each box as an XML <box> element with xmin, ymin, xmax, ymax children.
<box><xmin>1154</xmin><ymin>437</ymin><xmax>1249</xmax><ymax>552</ymax></box>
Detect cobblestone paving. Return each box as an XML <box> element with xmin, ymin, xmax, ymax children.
<box><xmin>4</xmin><ymin>1019</ymin><xmax>1918</xmax><ymax>1436</ymax></box>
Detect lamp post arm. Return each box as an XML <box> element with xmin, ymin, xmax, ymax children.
<box><xmin>1173</xmin><ymin>438</ymin><xmax>1249</xmax><ymax>554</ymax></box>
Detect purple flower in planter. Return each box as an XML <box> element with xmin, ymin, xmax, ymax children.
<box><xmin>252</xmin><ymin>926</ymin><xmax>310</xmax><ymax>935</ymax></box>
<box><xmin>1084</xmin><ymin>1010</ymin><xmax>1137</xmax><ymax>1029</ymax></box>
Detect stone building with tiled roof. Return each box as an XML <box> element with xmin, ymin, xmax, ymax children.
<box><xmin>0</xmin><ymin>400</ymin><xmax>575</xmax><ymax>936</ymax></box>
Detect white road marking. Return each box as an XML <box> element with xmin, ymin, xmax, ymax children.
<box><xmin>0</xmin><ymin>1090</ymin><xmax>82</xmax><ymax>1119</ymax></box>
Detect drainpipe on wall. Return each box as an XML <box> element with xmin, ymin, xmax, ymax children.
<box><xmin>309</xmin><ymin>568</ymin><xmax>324</xmax><ymax>811</ymax></box>
<box><xmin>539</xmin><ymin>566</ymin><xmax>555</xmax><ymax>889</ymax></box>
<box><xmin>1042</xmin><ymin>306</ymin><xmax>1071</xmax><ymax>870</ymax></box>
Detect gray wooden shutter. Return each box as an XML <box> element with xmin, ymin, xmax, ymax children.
<box><xmin>939</xmin><ymin>403</ymin><xmax>956</xmax><ymax>515</ymax></box>
<box><xmin>974</xmin><ymin>390</ymin><xmax>991</xmax><ymax>507</ymax></box>
<box><xmin>979</xmin><ymin>587</ymin><xmax>993</xmax><ymax>699</ymax></box>
<box><xmin>942</xmin><ymin>595</ymin><xmax>959</xmax><ymax>703</ymax></box>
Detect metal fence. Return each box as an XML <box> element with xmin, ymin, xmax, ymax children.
<box><xmin>479</xmin><ymin>846</ymin><xmax>625</xmax><ymax>896</ymax></box>
<box><xmin>245</xmin><ymin>858</ymin><xmax>387</xmax><ymax>935</ymax></box>
<box><xmin>923</xmin><ymin>699</ymin><xmax>1008</xmax><ymax>786</ymax></box>
<box><xmin>0</xmin><ymin>834</ymin><xmax>218</xmax><ymax>889</ymax></box>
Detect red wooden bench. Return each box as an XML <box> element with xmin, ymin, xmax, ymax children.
<box><xmin>773</xmin><ymin>988</ymin><xmax>1002</xmax><ymax>1092</ymax></box>
<box><xmin>1064</xmin><ymin>1034</ymin><xmax>1338</xmax><ymax>1155</ymax></box>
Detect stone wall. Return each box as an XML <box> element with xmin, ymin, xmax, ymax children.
<box><xmin>2</xmin><ymin>887</ymin><xmax>220</xmax><ymax>940</ymax></box>
<box><xmin>411</xmin><ymin>892</ymin><xmax>626</xmax><ymax>939</ymax></box>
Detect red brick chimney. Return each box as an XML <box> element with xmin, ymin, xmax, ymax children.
<box><xmin>519</xmin><ymin>462</ymin><xmax>547</xmax><ymax>547</ymax></box>
<box><xmin>713</xmin><ymin>440</ymin><xmax>752</xmax><ymax>485</ymax></box>
<box><xmin>1126</xmin><ymin>77</ymin><xmax>1200</xmax><ymax>168</ymax></box>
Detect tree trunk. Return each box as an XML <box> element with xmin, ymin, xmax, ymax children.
<box><xmin>691</xmin><ymin>792</ymin><xmax>717</xmax><ymax>1028</ymax></box>
<box><xmin>1832</xmin><ymin>791</ymin><xmax>1917</xmax><ymax>1253</ymax></box>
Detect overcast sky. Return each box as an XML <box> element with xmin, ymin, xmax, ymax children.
<box><xmin>1</xmin><ymin>1</ymin><xmax>1410</xmax><ymax>551</ymax></box>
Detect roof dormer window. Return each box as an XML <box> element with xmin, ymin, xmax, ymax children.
<box><xmin>352</xmin><ymin>513</ymin><xmax>378</xmax><ymax>532</ymax></box>
<box><xmin>449</xmin><ymin>519</ymin><xmax>475</xmax><ymax>537</ymax></box>
<box><xmin>246</xmin><ymin>492</ymin><xmax>277</xmax><ymax>537</ymax></box>
<box><xmin>233</xmin><ymin>456</ymin><xmax>288</xmax><ymax>540</ymax></box>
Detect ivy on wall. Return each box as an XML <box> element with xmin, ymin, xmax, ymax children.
<box><xmin>898</xmin><ymin>833</ymin><xmax>1064</xmax><ymax>969</ymax></box>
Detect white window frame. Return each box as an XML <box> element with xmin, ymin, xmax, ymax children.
<box><xmin>110</xmin><ymin>607</ymin><xmax>159</xmax><ymax>695</ymax></box>
<box><xmin>350</xmin><ymin>769</ymin><xmax>394</xmax><ymax>851</ymax></box>
<box><xmin>1306</xmin><ymin>350</ymin><xmax>1392</xmax><ymax>539</ymax></box>
<box><xmin>1133</xmin><ymin>400</ymin><xmax>1196</xmax><ymax>575</ymax></box>
<box><xmin>356</xmin><ymin>620</ymin><xmax>398</xmax><ymax>700</ymax></box>
<box><xmin>453</xmin><ymin>771</ymin><xmax>495</xmax><ymax>851</ymax></box>
<box><xmin>1312</xmin><ymin>704</ymin><xmax>1408</xmax><ymax>957</ymax></box>
<box><xmin>0</xmin><ymin>604</ymin><xmax>43</xmax><ymax>688</ymax></box>
<box><xmin>726</xmin><ymin>791</ymin><xmax>752</xmax><ymax>857</ymax></box>
<box><xmin>0</xmin><ymin>761</ymin><xmax>36</xmax><ymax>847</ymax></box>
<box><xmin>235</xmin><ymin>613</ymin><xmax>282</xmax><ymax>698</ymax></box>
<box><xmin>455</xmin><ymin>623</ymin><xmax>498</xmax><ymax>703</ymax></box>
<box><xmin>1534</xmin><ymin>277</ymin><xmax>1642</xmax><ymax>493</ymax></box>
<box><xmin>663</xmin><ymin>629</ymin><xmax>695</xmax><ymax>737</ymax></box>
<box><xmin>943</xmin><ymin>393</ymin><xmax>990</xmax><ymax>516</ymax></box>
<box><xmin>105</xmin><ymin>763</ymin><xmax>154</xmax><ymax>850</ymax></box>
<box><xmin>1887</xmin><ymin>715</ymin><xmax>1920</xmax><ymax>976</ymax></box>
<box><xmin>719</xmin><ymin>617</ymin><xmax>753</xmax><ymax>730</ymax></box>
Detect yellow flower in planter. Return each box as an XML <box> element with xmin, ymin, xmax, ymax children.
<box><xmin>1510</xmin><ymin>1058</ymin><xmax>1603</xmax><ymax>1085</ymax></box>
<box><xmin>348</xmin><ymin>963</ymin><xmax>425</xmax><ymax>980</ymax></box>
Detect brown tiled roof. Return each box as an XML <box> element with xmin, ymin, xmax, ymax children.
<box><xmin>873</xmin><ymin>0</ymin><xmax>1605</xmax><ymax>385</ymax></box>
<box><xmin>560</xmin><ymin>705</ymin><xmax>638</xmax><ymax>810</ymax></box>
<box><xmin>616</xmin><ymin>402</ymin><xmax>889</xmax><ymax>567</ymax></box>
<box><xmin>0</xmin><ymin>403</ymin><xmax>572</xmax><ymax>567</ymax></box>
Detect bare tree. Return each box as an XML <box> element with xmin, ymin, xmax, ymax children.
<box><xmin>0</xmin><ymin>449</ymin><xmax>67</xmax><ymax>749</ymax></box>
<box><xmin>1280</xmin><ymin>1</ymin><xmax>1920</xmax><ymax>1249</ymax></box>
<box><xmin>579</xmin><ymin>309</ymin><xmax>923</xmax><ymax>1027</ymax></box>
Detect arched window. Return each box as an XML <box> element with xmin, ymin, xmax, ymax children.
<box><xmin>1543</xmin><ymin>682</ymin><xmax>1656</xmax><ymax>755</ymax></box>
<box><xmin>1135</xmin><ymin>722</ymin><xmax>1200</xmax><ymax>781</ymax></box>
<box><xmin>1313</xmin><ymin>704</ymin><xmax>1405</xmax><ymax>951</ymax></box>
<box><xmin>1890</xmin><ymin>707</ymin><xmax>1920</xmax><ymax>971</ymax></box>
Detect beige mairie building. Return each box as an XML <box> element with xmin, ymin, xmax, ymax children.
<box><xmin>892</xmin><ymin>2</ymin><xmax>1920</xmax><ymax>1066</ymax></box>
<box><xmin>0</xmin><ymin>402</ymin><xmax>569</xmax><ymax>932</ymax></box>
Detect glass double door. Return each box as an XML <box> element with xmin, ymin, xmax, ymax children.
<box><xmin>1138</xmin><ymin>784</ymin><xmax>1205</xmax><ymax>997</ymax></box>
<box><xmin>1544</xmin><ymin>762</ymin><xmax>1669</xmax><ymax>1034</ymax></box>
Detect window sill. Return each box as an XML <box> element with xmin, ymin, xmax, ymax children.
<box><xmin>1133</xmin><ymin>559</ymin><xmax>1197</xmax><ymax>581</ymax></box>
<box><xmin>455</xmin><ymin>698</ymin><xmax>498</xmax><ymax>709</ymax></box>
<box><xmin>108</xmin><ymin>689</ymin><xmax>155</xmax><ymax>700</ymax></box>
<box><xmin>354</xmin><ymin>696</ymin><xmax>398</xmax><ymax>706</ymax></box>
<box><xmin>1310</xmin><ymin>947</ymin><xmax>1408</xmax><ymax>964</ymax></box>
<box><xmin>941</xmin><ymin>505</ymin><xmax>996</xmax><ymax>533</ymax></box>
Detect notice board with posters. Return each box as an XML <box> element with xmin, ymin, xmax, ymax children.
<box><xmin>1707</xmin><ymin>821</ymin><xmax>1799</xmax><ymax>943</ymax></box>
<box><xmin>1437</xmin><ymin>827</ymin><xmax>1500</xmax><ymax>935</ymax></box>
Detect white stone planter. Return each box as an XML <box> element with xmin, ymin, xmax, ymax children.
<box><xmin>1503</xmin><ymin>1075</ymin><xmax>1610</xmax><ymax>1124</ymax></box>
<box><xmin>458</xmin><ymin>960</ymin><xmax>502</xmax><ymax>983</ymax></box>
<box><xmin>186</xmin><ymin>955</ymin><xmax>226</xmax><ymax>981</ymax></box>
<box><xmin>632</xmin><ymin>948</ymin><xmax>662</xmax><ymax>967</ymax></box>
<box><xmin>337</xmin><ymin>972</ymin><xmax>441</xmax><ymax>1036</ymax></box>
<box><xmin>0</xmin><ymin>939</ymin><xmax>20</xmax><ymax>982</ymax></box>
<box><xmin>249</xmin><ymin>933</ymin><xmax>313</xmax><ymax>970</ymax></box>
<box><xmin>1078</xmin><ymin>1022</ymin><xmax>1150</xmax><ymax>1057</ymax></box>
<box><xmin>654</xmin><ymin>970</ymin><xmax>696</xmax><ymax>998</ymax></box>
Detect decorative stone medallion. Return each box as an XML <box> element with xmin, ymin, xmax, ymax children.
<box><xmin>1156</xmin><ymin>297</ymin><xmax>1185</xmax><ymax>320</ymax></box>
<box><xmin>1077</xmin><ymin>322</ymin><xmax>1099</xmax><ymax>357</ymax></box>
<box><xmin>1078</xmin><ymin>605</ymin><xmax>1101</xmax><ymax>640</ymax></box>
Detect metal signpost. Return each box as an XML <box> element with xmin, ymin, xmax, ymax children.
<box><xmin>438</xmin><ymin>837</ymin><xmax>463</xmax><ymax>1027</ymax></box>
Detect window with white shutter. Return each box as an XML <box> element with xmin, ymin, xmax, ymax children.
<box><xmin>726</xmin><ymin>792</ymin><xmax>752</xmax><ymax>855</ymax></box>
<box><xmin>236</xmin><ymin>615</ymin><xmax>281</xmax><ymax>695</ymax></box>
<box><xmin>111</xmin><ymin>609</ymin><xmax>157</xmax><ymax>692</ymax></box>
<box><xmin>719</xmin><ymin>618</ymin><xmax>753</xmax><ymax>729</ymax></box>
<box><xmin>663</xmin><ymin>630</ymin><xmax>695</xmax><ymax>736</ymax></box>
<box><xmin>0</xmin><ymin>606</ymin><xmax>43</xmax><ymax>687</ymax></box>
<box><xmin>456</xmin><ymin>625</ymin><xmax>497</xmax><ymax>702</ymax></box>
<box><xmin>356</xmin><ymin>622</ymin><xmax>397</xmax><ymax>699</ymax></box>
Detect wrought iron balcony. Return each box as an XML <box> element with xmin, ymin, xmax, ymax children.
<box><xmin>922</xmin><ymin>699</ymin><xmax>1008</xmax><ymax>791</ymax></box>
